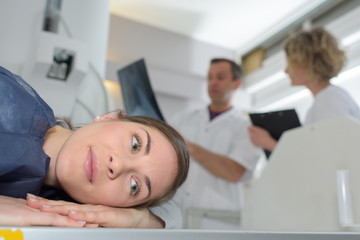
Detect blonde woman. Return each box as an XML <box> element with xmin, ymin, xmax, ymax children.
<box><xmin>248</xmin><ymin>27</ymin><xmax>360</xmax><ymax>152</ymax></box>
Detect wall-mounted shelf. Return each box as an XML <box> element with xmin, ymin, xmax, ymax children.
<box><xmin>23</xmin><ymin>31</ymin><xmax>88</xmax><ymax>118</ymax></box>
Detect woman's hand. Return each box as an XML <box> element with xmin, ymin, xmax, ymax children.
<box><xmin>248</xmin><ymin>125</ymin><xmax>277</xmax><ymax>151</ymax></box>
<box><xmin>0</xmin><ymin>195</ymin><xmax>85</xmax><ymax>227</ymax></box>
<box><xmin>27</xmin><ymin>194</ymin><xmax>165</xmax><ymax>228</ymax></box>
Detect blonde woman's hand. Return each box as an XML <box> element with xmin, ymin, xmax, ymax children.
<box><xmin>248</xmin><ymin>125</ymin><xmax>277</xmax><ymax>151</ymax></box>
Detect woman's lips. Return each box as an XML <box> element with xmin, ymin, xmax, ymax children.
<box><xmin>84</xmin><ymin>148</ymin><xmax>99</xmax><ymax>183</ymax></box>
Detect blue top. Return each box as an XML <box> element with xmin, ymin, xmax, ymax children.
<box><xmin>0</xmin><ymin>66</ymin><xmax>70</xmax><ymax>200</ymax></box>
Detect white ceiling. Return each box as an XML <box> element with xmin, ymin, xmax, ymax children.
<box><xmin>109</xmin><ymin>0</ymin><xmax>329</xmax><ymax>54</ymax></box>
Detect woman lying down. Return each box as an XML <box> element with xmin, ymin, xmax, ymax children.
<box><xmin>0</xmin><ymin>65</ymin><xmax>189</xmax><ymax>228</ymax></box>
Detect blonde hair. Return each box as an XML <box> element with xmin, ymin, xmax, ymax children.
<box><xmin>284</xmin><ymin>27</ymin><xmax>346</xmax><ymax>83</ymax></box>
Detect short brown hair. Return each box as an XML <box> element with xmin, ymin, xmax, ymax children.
<box><xmin>211</xmin><ymin>58</ymin><xmax>243</xmax><ymax>80</ymax></box>
<box><xmin>116</xmin><ymin>112</ymin><xmax>189</xmax><ymax>208</ymax></box>
<box><xmin>284</xmin><ymin>27</ymin><xmax>345</xmax><ymax>83</ymax></box>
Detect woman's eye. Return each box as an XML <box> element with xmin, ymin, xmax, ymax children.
<box><xmin>131</xmin><ymin>135</ymin><xmax>142</xmax><ymax>152</ymax></box>
<box><xmin>131</xmin><ymin>178</ymin><xmax>139</xmax><ymax>195</ymax></box>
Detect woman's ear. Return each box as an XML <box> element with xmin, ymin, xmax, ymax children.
<box><xmin>93</xmin><ymin>114</ymin><xmax>118</xmax><ymax>122</ymax></box>
<box><xmin>93</xmin><ymin>112</ymin><xmax>127</xmax><ymax>122</ymax></box>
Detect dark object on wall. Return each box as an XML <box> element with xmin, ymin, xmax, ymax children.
<box><xmin>43</xmin><ymin>0</ymin><xmax>62</xmax><ymax>33</ymax></box>
<box><xmin>47</xmin><ymin>47</ymin><xmax>74</xmax><ymax>81</ymax></box>
<box><xmin>117</xmin><ymin>58</ymin><xmax>165</xmax><ymax>122</ymax></box>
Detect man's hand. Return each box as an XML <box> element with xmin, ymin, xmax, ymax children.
<box><xmin>0</xmin><ymin>195</ymin><xmax>85</xmax><ymax>227</ymax></box>
<box><xmin>27</xmin><ymin>194</ymin><xmax>165</xmax><ymax>228</ymax></box>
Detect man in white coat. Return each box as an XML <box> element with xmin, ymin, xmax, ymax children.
<box><xmin>170</xmin><ymin>58</ymin><xmax>261</xmax><ymax>229</ymax></box>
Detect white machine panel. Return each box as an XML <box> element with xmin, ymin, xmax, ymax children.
<box><xmin>242</xmin><ymin>116</ymin><xmax>360</xmax><ymax>232</ymax></box>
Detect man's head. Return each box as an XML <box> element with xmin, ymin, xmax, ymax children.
<box><xmin>207</xmin><ymin>58</ymin><xmax>242</xmax><ymax>109</ymax></box>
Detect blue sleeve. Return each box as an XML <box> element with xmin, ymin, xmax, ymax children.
<box><xmin>0</xmin><ymin>66</ymin><xmax>56</xmax><ymax>136</ymax></box>
<box><xmin>0</xmin><ymin>66</ymin><xmax>56</xmax><ymax>198</ymax></box>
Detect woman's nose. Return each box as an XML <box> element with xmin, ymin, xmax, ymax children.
<box><xmin>285</xmin><ymin>66</ymin><xmax>289</xmax><ymax>74</ymax></box>
<box><xmin>107</xmin><ymin>153</ymin><xmax>127</xmax><ymax>180</ymax></box>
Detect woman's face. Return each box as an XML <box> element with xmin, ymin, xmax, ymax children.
<box><xmin>55</xmin><ymin>119</ymin><xmax>178</xmax><ymax>207</ymax></box>
<box><xmin>285</xmin><ymin>58</ymin><xmax>309</xmax><ymax>86</ymax></box>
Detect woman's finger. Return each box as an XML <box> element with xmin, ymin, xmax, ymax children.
<box><xmin>27</xmin><ymin>194</ymin><xmax>77</xmax><ymax>208</ymax></box>
<box><xmin>67</xmin><ymin>208</ymin><xmax>141</xmax><ymax>228</ymax></box>
<box><xmin>27</xmin><ymin>211</ymin><xmax>86</xmax><ymax>227</ymax></box>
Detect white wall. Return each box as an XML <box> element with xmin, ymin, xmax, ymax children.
<box><xmin>105</xmin><ymin>14</ymin><xmax>250</xmax><ymax>122</ymax></box>
<box><xmin>0</xmin><ymin>2</ymin><xmax>250</xmax><ymax>125</ymax></box>
<box><xmin>0</xmin><ymin>0</ymin><xmax>45</xmax><ymax>73</ymax></box>
<box><xmin>0</xmin><ymin>0</ymin><xmax>110</xmax><ymax>124</ymax></box>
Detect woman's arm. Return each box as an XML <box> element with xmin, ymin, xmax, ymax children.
<box><xmin>27</xmin><ymin>194</ymin><xmax>172</xmax><ymax>228</ymax></box>
<box><xmin>0</xmin><ymin>195</ymin><xmax>86</xmax><ymax>227</ymax></box>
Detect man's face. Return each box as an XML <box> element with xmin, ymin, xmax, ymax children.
<box><xmin>207</xmin><ymin>61</ymin><xmax>240</xmax><ymax>106</ymax></box>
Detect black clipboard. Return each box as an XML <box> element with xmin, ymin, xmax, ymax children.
<box><xmin>249</xmin><ymin>109</ymin><xmax>301</xmax><ymax>159</ymax></box>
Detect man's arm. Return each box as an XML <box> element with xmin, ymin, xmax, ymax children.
<box><xmin>185</xmin><ymin>139</ymin><xmax>246</xmax><ymax>183</ymax></box>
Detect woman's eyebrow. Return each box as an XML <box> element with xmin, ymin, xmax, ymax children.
<box><xmin>144</xmin><ymin>175</ymin><xmax>152</xmax><ymax>198</ymax></box>
<box><xmin>140</xmin><ymin>128</ymin><xmax>151</xmax><ymax>198</ymax></box>
<box><xmin>141</xmin><ymin>128</ymin><xmax>151</xmax><ymax>155</ymax></box>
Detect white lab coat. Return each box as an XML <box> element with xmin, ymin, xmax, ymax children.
<box><xmin>170</xmin><ymin>107</ymin><xmax>261</xmax><ymax>229</ymax></box>
<box><xmin>305</xmin><ymin>84</ymin><xmax>360</xmax><ymax>125</ymax></box>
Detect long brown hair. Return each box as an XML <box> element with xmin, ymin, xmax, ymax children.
<box><xmin>116</xmin><ymin>112</ymin><xmax>189</xmax><ymax>208</ymax></box>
